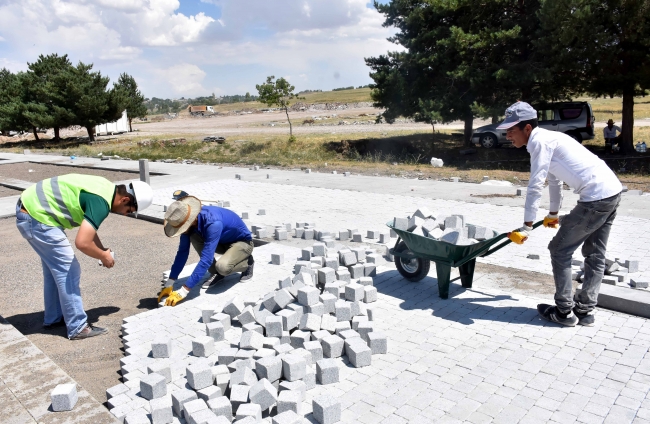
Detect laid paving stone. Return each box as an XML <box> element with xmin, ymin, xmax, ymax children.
<box><xmin>124</xmin><ymin>409</ymin><xmax>150</xmax><ymax>424</ymax></box>
<box><xmin>51</xmin><ymin>383</ymin><xmax>78</xmax><ymax>412</ymax></box>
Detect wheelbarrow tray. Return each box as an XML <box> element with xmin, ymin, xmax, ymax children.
<box><xmin>387</xmin><ymin>220</ymin><xmax>543</xmax><ymax>298</ymax></box>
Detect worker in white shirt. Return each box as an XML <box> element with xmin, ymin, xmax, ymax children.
<box><xmin>500</xmin><ymin>102</ymin><xmax>622</xmax><ymax>327</ymax></box>
<box><xmin>603</xmin><ymin>119</ymin><xmax>621</xmax><ymax>153</ymax></box>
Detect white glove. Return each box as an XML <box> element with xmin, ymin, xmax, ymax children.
<box><xmin>98</xmin><ymin>250</ymin><xmax>115</xmax><ymax>266</ymax></box>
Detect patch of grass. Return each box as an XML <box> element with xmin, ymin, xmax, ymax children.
<box><xmin>578</xmin><ymin>95</ymin><xmax>650</xmax><ymax>123</ymax></box>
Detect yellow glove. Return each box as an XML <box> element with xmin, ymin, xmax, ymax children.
<box><xmin>508</xmin><ymin>225</ymin><xmax>532</xmax><ymax>245</ymax></box>
<box><xmin>157</xmin><ymin>286</ymin><xmax>173</xmax><ymax>303</ymax></box>
<box><xmin>543</xmin><ymin>213</ymin><xmax>559</xmax><ymax>229</ymax></box>
<box><xmin>164</xmin><ymin>286</ymin><xmax>189</xmax><ymax>307</ymax></box>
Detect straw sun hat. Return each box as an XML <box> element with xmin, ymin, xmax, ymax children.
<box><xmin>164</xmin><ymin>196</ymin><xmax>202</xmax><ymax>237</ymax></box>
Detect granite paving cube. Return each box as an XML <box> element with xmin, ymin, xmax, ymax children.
<box><xmin>150</xmin><ymin>396</ymin><xmax>173</xmax><ymax>424</ymax></box>
<box><xmin>414</xmin><ymin>207</ymin><xmax>434</xmax><ymax>219</ymax></box>
<box><xmin>345</xmin><ymin>283</ymin><xmax>364</xmax><ymax>301</ymax></box>
<box><xmin>215</xmin><ymin>374</ymin><xmax>230</xmax><ymax>394</ymax></box>
<box><xmin>335</xmin><ymin>300</ymin><xmax>352</xmax><ymax>322</ymax></box>
<box><xmin>307</xmin><ymin>302</ymin><xmax>325</xmax><ymax>316</ymax></box>
<box><xmin>473</xmin><ymin>226</ymin><xmax>491</xmax><ymax>241</ymax></box>
<box><xmin>312</xmin><ymin>395</ymin><xmax>341</xmax><ymax>424</ymax></box>
<box><xmin>602</xmin><ymin>277</ymin><xmax>617</xmax><ymax>285</ymax></box>
<box><xmin>229</xmin><ymin>385</ymin><xmax>250</xmax><ymax>411</ymax></box>
<box><xmin>295</xmin><ymin>228</ymin><xmax>305</xmax><ymax>238</ymax></box>
<box><xmin>202</xmin><ymin>309</ymin><xmax>215</xmax><ymax>323</ymax></box>
<box><xmin>124</xmin><ymin>409</ymin><xmax>150</xmax><ymax>424</ymax></box>
<box><xmin>242</xmin><ymin>212</ymin><xmax>249</xmax><ymax>219</ymax></box>
<box><xmin>335</xmin><ymin>269</ymin><xmax>351</xmax><ymax>283</ymax></box>
<box><xmin>351</xmin><ymin>248</ymin><xmax>366</xmax><ymax>262</ymax></box>
<box><xmin>274</xmin><ymin>289</ymin><xmax>293</xmax><ymax>309</ymax></box>
<box><xmin>272</xmin><ymin>253</ymin><xmax>284</xmax><ymax>264</ymax></box>
<box><xmin>440</xmin><ymin>229</ymin><xmax>466</xmax><ymax>244</ymax></box>
<box><xmin>311</xmin><ymin>329</ymin><xmax>331</xmax><ymax>341</ymax></box>
<box><xmin>444</xmin><ymin>215</ymin><xmax>463</xmax><ymax>230</ymax></box>
<box><xmin>357</xmin><ymin>321</ymin><xmax>374</xmax><ymax>342</ymax></box>
<box><xmin>364</xmin><ymin>263</ymin><xmax>377</xmax><ymax>277</ymax></box>
<box><xmin>321</xmin><ymin>334</ymin><xmax>344</xmax><ymax>358</ymax></box>
<box><xmin>631</xmin><ymin>279</ymin><xmax>649</xmax><ymax>288</ymax></box>
<box><xmin>320</xmin><ymin>314</ymin><xmax>337</xmax><ymax>333</ymax></box>
<box><xmin>324</xmin><ymin>257</ymin><xmax>338</xmax><ymax>269</ymax></box>
<box><xmin>188</xmin><ymin>408</ymin><xmax>220</xmax><ymax>424</ymax></box>
<box><xmin>352</xmin><ymin>233</ymin><xmax>363</xmax><ymax>242</ymax></box>
<box><xmin>626</xmin><ymin>260</ymin><xmax>640</xmax><ymax>273</ymax></box>
<box><xmin>243</xmin><ymin>322</ymin><xmax>264</xmax><ymax>334</ymax></box>
<box><xmin>253</xmin><ymin>303</ymin><xmax>274</xmax><ymax>328</ymax></box>
<box><xmin>275</xmin><ymin>231</ymin><xmax>288</xmax><ymax>241</ymax></box>
<box><xmin>140</xmin><ymin>372</ymin><xmax>166</xmax><ymax>400</ymax></box>
<box><xmin>218</xmin><ymin>347</ymin><xmax>238</xmax><ymax>365</ymax></box>
<box><xmin>358</xmin><ymin>277</ymin><xmax>373</xmax><ymax>286</ymax></box>
<box><xmin>278</xmin><ymin>277</ymin><xmax>292</xmax><ymax>289</ymax></box>
<box><xmin>258</xmin><ymin>209</ymin><xmax>266</xmax><ymax>215</ymax></box>
<box><xmin>236</xmin><ymin>403</ymin><xmax>262</xmax><ymax>421</ymax></box>
<box><xmin>313</xmin><ymin>243</ymin><xmax>326</xmax><ymax>256</ymax></box>
<box><xmin>184</xmin><ymin>398</ymin><xmax>208</xmax><ymax>420</ymax></box>
<box><xmin>187</xmin><ymin>362</ymin><xmax>214</xmax><ymax>390</ymax></box>
<box><xmin>223</xmin><ymin>297</ymin><xmax>245</xmax><ymax>318</ymax></box>
<box><xmin>316</xmin><ymin>358</ymin><xmax>339</xmax><ymax>385</ymax></box>
<box><xmin>317</xmin><ymin>267</ymin><xmax>336</xmax><ymax>285</ymax></box>
<box><xmin>147</xmin><ymin>361</ymin><xmax>172</xmax><ymax>383</ymax></box>
<box><xmin>301</xmin><ymin>248</ymin><xmax>313</xmax><ymax>260</ymax></box>
<box><xmin>206</xmin><ymin>322</ymin><xmax>225</xmax><ymax>342</ymax></box>
<box><xmin>319</xmin><ymin>293</ymin><xmax>337</xmax><ymax>314</ymax></box>
<box><xmin>152</xmin><ymin>338</ymin><xmax>172</xmax><ymax>358</ymax></box>
<box><xmin>348</xmin><ymin>264</ymin><xmax>364</xmax><ymax>279</ymax></box>
<box><xmin>363</xmin><ymin>286</ymin><xmax>377</xmax><ymax>303</ymax></box>
<box><xmin>193</xmin><ymin>336</ymin><xmax>215</xmax><ymax>357</ymax></box>
<box><xmin>106</xmin><ymin>383</ymin><xmax>129</xmax><ymax>400</ymax></box>
<box><xmin>240</xmin><ymin>330</ymin><xmax>264</xmax><ymax>350</ymax></box>
<box><xmin>230</xmin><ymin>366</ymin><xmax>258</xmax><ymax>387</ymax></box>
<box><xmin>352</xmin><ymin>316</ymin><xmax>368</xmax><ymax>331</ymax></box>
<box><xmin>323</xmin><ymin>282</ymin><xmax>339</xmax><ymax>297</ymax></box>
<box><xmin>346</xmin><ymin>339</ymin><xmax>372</xmax><ymax>367</ymax></box>
<box><xmin>311</xmin><ymin>256</ymin><xmax>324</xmax><ymax>267</ymax></box>
<box><xmin>51</xmin><ymin>383</ymin><xmax>78</xmax><ymax>412</ymax></box>
<box><xmin>198</xmin><ymin>385</ymin><xmax>222</xmax><ymax>402</ymax></box>
<box><xmin>207</xmin><ymin>396</ymin><xmax>232</xmax><ymax>421</ymax></box>
<box><xmin>303</xmin><ymin>340</ymin><xmax>324</xmax><ymax>363</ymax></box>
<box><xmin>238</xmin><ymin>306</ymin><xmax>256</xmax><ymax>325</ymax></box>
<box><xmin>264</xmin><ymin>336</ymin><xmax>281</xmax><ymax>349</ymax></box>
<box><xmin>339</xmin><ymin>329</ymin><xmax>361</xmax><ymax>341</ymax></box>
<box><xmin>249</xmin><ymin>378</ymin><xmax>278</xmax><ymax>410</ymax></box>
<box><xmin>338</xmin><ymin>230</ymin><xmax>350</xmax><ymax>240</ymax></box>
<box><xmin>274</xmin><ymin>343</ymin><xmax>293</xmax><ymax>356</ymax></box>
<box><xmin>340</xmin><ymin>251</ymin><xmax>357</xmax><ymax>266</ymax></box>
<box><xmin>211</xmin><ymin>312</ymin><xmax>231</xmax><ymax>331</ymax></box>
<box><xmin>303</xmin><ymin>366</ymin><xmax>316</xmax><ymax>390</ymax></box>
<box><xmin>297</xmin><ymin>286</ymin><xmax>319</xmax><ymax>306</ymax></box>
<box><xmin>276</xmin><ymin>309</ymin><xmax>299</xmax><ymax>331</ymax></box>
<box><xmin>255</xmin><ymin>355</ymin><xmax>282</xmax><ymax>382</ymax></box>
<box><xmin>172</xmin><ymin>390</ymin><xmax>198</xmax><ymax>417</ymax></box>
<box><xmin>276</xmin><ymin>390</ymin><xmax>302</xmax><ymax>415</ymax></box>
<box><xmin>265</xmin><ymin>316</ymin><xmax>284</xmax><ymax>338</ymax></box>
<box><xmin>253</xmin><ymin>348</ymin><xmax>275</xmax><ymax>360</ymax></box>
<box><xmin>282</xmin><ymin>354</ymin><xmax>307</xmax><ymax>381</ymax></box>
<box><xmin>392</xmin><ymin>217</ymin><xmax>409</xmax><ymax>231</ymax></box>
<box><xmin>290</xmin><ymin>329</ymin><xmax>311</xmax><ymax>348</ymax></box>
<box><xmin>303</xmin><ymin>229</ymin><xmax>314</xmax><ymax>240</ymax></box>
<box><xmin>299</xmin><ymin>313</ymin><xmax>321</xmax><ymax>332</ymax></box>
<box><xmin>279</xmin><ymin>380</ymin><xmax>306</xmax><ymax>400</ymax></box>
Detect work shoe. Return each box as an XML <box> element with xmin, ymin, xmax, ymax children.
<box><xmin>537</xmin><ymin>304</ymin><xmax>578</xmax><ymax>327</ymax></box>
<box><xmin>239</xmin><ymin>256</ymin><xmax>255</xmax><ymax>282</ymax></box>
<box><xmin>573</xmin><ymin>308</ymin><xmax>595</xmax><ymax>327</ymax></box>
<box><xmin>43</xmin><ymin>319</ymin><xmax>66</xmax><ymax>330</ymax></box>
<box><xmin>71</xmin><ymin>324</ymin><xmax>108</xmax><ymax>340</ymax></box>
<box><xmin>202</xmin><ymin>273</ymin><xmax>225</xmax><ymax>289</ymax></box>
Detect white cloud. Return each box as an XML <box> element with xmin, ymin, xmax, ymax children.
<box><xmin>156</xmin><ymin>63</ymin><xmax>207</xmax><ymax>96</ymax></box>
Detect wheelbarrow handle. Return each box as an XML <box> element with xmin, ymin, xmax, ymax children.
<box><xmin>482</xmin><ymin>220</ymin><xmax>545</xmax><ymax>257</ymax></box>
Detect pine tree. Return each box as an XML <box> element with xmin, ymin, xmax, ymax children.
<box><xmin>114</xmin><ymin>73</ymin><xmax>147</xmax><ymax>132</ymax></box>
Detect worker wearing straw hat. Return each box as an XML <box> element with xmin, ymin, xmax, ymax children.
<box><xmin>158</xmin><ymin>195</ymin><xmax>254</xmax><ymax>306</ymax></box>
<box><xmin>604</xmin><ymin>119</ymin><xmax>621</xmax><ymax>153</ymax></box>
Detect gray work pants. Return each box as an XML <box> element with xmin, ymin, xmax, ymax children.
<box><xmin>548</xmin><ymin>193</ymin><xmax>621</xmax><ymax>314</ymax></box>
<box><xmin>190</xmin><ymin>232</ymin><xmax>254</xmax><ymax>276</ymax></box>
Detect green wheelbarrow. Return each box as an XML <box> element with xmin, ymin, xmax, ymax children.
<box><xmin>387</xmin><ymin>220</ymin><xmax>543</xmax><ymax>299</ymax></box>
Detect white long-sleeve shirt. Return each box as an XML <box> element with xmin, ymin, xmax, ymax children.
<box><xmin>525</xmin><ymin>127</ymin><xmax>622</xmax><ymax>222</ymax></box>
<box><xmin>603</xmin><ymin>125</ymin><xmax>621</xmax><ymax>139</ymax></box>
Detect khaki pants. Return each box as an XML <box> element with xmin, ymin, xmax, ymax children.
<box><xmin>190</xmin><ymin>232</ymin><xmax>254</xmax><ymax>276</ymax></box>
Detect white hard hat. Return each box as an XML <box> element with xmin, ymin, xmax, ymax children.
<box><xmin>126</xmin><ymin>180</ymin><xmax>153</xmax><ymax>214</ymax></box>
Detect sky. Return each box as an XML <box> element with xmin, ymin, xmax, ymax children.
<box><xmin>0</xmin><ymin>0</ymin><xmax>396</xmax><ymax>99</ymax></box>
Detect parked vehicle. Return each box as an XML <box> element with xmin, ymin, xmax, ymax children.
<box><xmin>188</xmin><ymin>105</ymin><xmax>215</xmax><ymax>116</ymax></box>
<box><xmin>472</xmin><ymin>101</ymin><xmax>595</xmax><ymax>148</ymax></box>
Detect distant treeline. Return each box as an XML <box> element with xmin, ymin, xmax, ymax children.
<box><xmin>145</xmin><ymin>93</ymin><xmax>260</xmax><ymax>113</ymax></box>
<box><xmin>333</xmin><ymin>85</ymin><xmax>370</xmax><ymax>91</ymax></box>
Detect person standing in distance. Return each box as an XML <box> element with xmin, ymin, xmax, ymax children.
<box><xmin>16</xmin><ymin>174</ymin><xmax>153</xmax><ymax>339</ymax></box>
<box><xmin>158</xmin><ymin>196</ymin><xmax>254</xmax><ymax>306</ymax></box>
<box><xmin>502</xmin><ymin>102</ymin><xmax>622</xmax><ymax>327</ymax></box>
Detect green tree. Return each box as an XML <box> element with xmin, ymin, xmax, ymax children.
<box><xmin>24</xmin><ymin>54</ymin><xmax>77</xmax><ymax>142</ymax></box>
<box><xmin>114</xmin><ymin>73</ymin><xmax>147</xmax><ymax>132</ymax></box>
<box><xmin>66</xmin><ymin>62</ymin><xmax>124</xmax><ymax>141</ymax></box>
<box><xmin>366</xmin><ymin>0</ymin><xmax>548</xmax><ymax>146</ymax></box>
<box><xmin>256</xmin><ymin>76</ymin><xmax>301</xmax><ymax>138</ymax></box>
<box><xmin>0</xmin><ymin>69</ymin><xmax>49</xmax><ymax>140</ymax></box>
<box><xmin>539</xmin><ymin>0</ymin><xmax>650</xmax><ymax>153</ymax></box>
<box><xmin>245</xmin><ymin>92</ymin><xmax>251</xmax><ymax>102</ymax></box>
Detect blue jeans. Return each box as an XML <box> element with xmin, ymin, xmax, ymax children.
<box><xmin>15</xmin><ymin>203</ymin><xmax>87</xmax><ymax>338</ymax></box>
<box><xmin>548</xmin><ymin>193</ymin><xmax>621</xmax><ymax>314</ymax></box>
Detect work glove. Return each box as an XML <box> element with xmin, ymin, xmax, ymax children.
<box><xmin>164</xmin><ymin>286</ymin><xmax>189</xmax><ymax>307</ymax></box>
<box><xmin>157</xmin><ymin>286</ymin><xmax>173</xmax><ymax>303</ymax></box>
<box><xmin>508</xmin><ymin>225</ymin><xmax>533</xmax><ymax>245</ymax></box>
<box><xmin>543</xmin><ymin>213</ymin><xmax>559</xmax><ymax>229</ymax></box>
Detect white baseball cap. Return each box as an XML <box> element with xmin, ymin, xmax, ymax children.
<box><xmin>497</xmin><ymin>101</ymin><xmax>538</xmax><ymax>129</ymax></box>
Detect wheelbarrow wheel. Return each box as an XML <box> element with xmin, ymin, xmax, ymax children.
<box><xmin>394</xmin><ymin>241</ymin><xmax>430</xmax><ymax>282</ymax></box>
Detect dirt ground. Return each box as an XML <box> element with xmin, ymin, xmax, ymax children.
<box><xmin>0</xmin><ymin>162</ymin><xmax>143</xmax><ymax>183</ymax></box>
<box><xmin>0</xmin><ymin>214</ymin><xmax>189</xmax><ymax>405</ymax></box>
<box><xmin>0</xmin><ymin>186</ymin><xmax>22</xmax><ymax>197</ymax></box>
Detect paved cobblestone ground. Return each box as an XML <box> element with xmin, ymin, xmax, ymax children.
<box><xmin>147</xmin><ymin>180</ymin><xmax>650</xmax><ymax>281</ymax></box>
<box><xmin>118</xmin><ymin>244</ymin><xmax>650</xmax><ymax>423</ymax></box>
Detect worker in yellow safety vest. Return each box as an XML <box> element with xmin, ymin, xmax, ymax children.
<box><xmin>16</xmin><ymin>174</ymin><xmax>153</xmax><ymax>340</ymax></box>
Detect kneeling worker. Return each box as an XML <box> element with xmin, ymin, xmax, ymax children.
<box><xmin>16</xmin><ymin>174</ymin><xmax>153</xmax><ymax>340</ymax></box>
<box><xmin>158</xmin><ymin>195</ymin><xmax>254</xmax><ymax>306</ymax></box>
<box><xmin>501</xmin><ymin>102</ymin><xmax>622</xmax><ymax>327</ymax></box>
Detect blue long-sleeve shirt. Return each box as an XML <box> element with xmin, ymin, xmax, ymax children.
<box><xmin>169</xmin><ymin>206</ymin><xmax>252</xmax><ymax>288</ymax></box>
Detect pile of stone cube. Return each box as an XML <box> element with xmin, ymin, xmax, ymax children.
<box><xmin>392</xmin><ymin>207</ymin><xmax>497</xmax><ymax>246</ymax></box>
<box><xmin>107</xmin><ymin>243</ymin><xmax>387</xmax><ymax>424</ymax></box>
<box><xmin>573</xmin><ymin>257</ymin><xmax>647</xmax><ymax>289</ymax></box>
